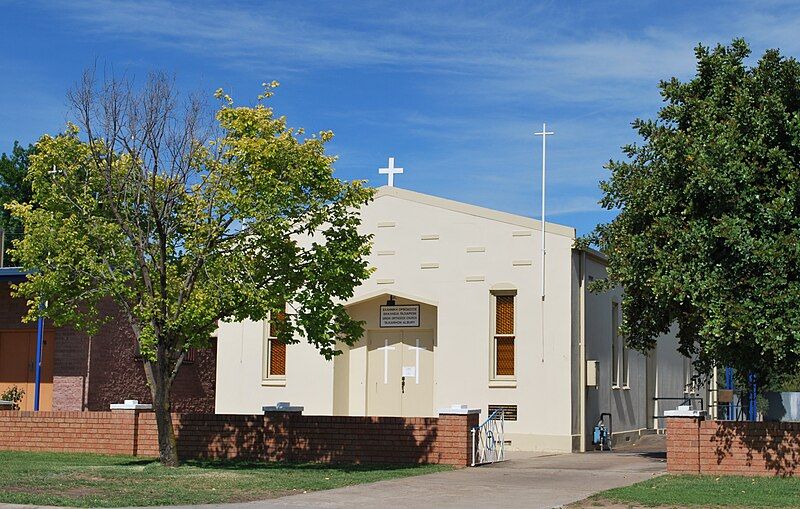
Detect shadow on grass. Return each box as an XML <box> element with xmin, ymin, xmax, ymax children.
<box><xmin>113</xmin><ymin>459</ymin><xmax>159</xmax><ymax>467</ymax></box>
<box><xmin>106</xmin><ymin>455</ymin><xmax>438</xmax><ymax>472</ymax></box>
<box><xmin>181</xmin><ymin>458</ymin><xmax>442</xmax><ymax>472</ymax></box>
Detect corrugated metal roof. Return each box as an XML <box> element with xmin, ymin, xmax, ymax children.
<box><xmin>0</xmin><ymin>267</ymin><xmax>30</xmax><ymax>281</ymax></box>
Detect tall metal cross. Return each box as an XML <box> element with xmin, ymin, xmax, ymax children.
<box><xmin>534</xmin><ymin>123</ymin><xmax>554</xmax><ymax>300</ymax></box>
<box><xmin>379</xmin><ymin>157</ymin><xmax>404</xmax><ymax>187</ymax></box>
<box><xmin>377</xmin><ymin>338</ymin><xmax>396</xmax><ymax>384</ymax></box>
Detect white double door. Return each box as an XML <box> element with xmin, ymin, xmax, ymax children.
<box><xmin>367</xmin><ymin>330</ymin><xmax>434</xmax><ymax>417</ymax></box>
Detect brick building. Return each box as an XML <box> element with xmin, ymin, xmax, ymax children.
<box><xmin>0</xmin><ymin>268</ymin><xmax>216</xmax><ymax>412</ymax></box>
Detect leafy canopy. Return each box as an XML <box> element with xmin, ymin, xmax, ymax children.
<box><xmin>8</xmin><ymin>78</ymin><xmax>374</xmax><ymax>363</ymax></box>
<box><xmin>582</xmin><ymin>40</ymin><xmax>800</xmax><ymax>385</ymax></box>
<box><xmin>0</xmin><ymin>142</ymin><xmax>34</xmax><ymax>265</ymax></box>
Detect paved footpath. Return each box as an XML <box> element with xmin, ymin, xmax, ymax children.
<box><xmin>0</xmin><ymin>450</ymin><xmax>665</xmax><ymax>509</ymax></box>
<box><xmin>241</xmin><ymin>451</ymin><xmax>666</xmax><ymax>509</ymax></box>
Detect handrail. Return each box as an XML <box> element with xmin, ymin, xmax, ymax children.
<box><xmin>474</xmin><ymin>408</ymin><xmax>502</xmax><ymax>430</ymax></box>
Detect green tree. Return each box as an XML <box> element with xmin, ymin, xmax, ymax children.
<box><xmin>8</xmin><ymin>72</ymin><xmax>373</xmax><ymax>466</ymax></box>
<box><xmin>582</xmin><ymin>39</ymin><xmax>800</xmax><ymax>388</ymax></box>
<box><xmin>0</xmin><ymin>142</ymin><xmax>34</xmax><ymax>266</ymax></box>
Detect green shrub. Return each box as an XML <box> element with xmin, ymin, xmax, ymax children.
<box><xmin>1</xmin><ymin>386</ymin><xmax>25</xmax><ymax>410</ymax></box>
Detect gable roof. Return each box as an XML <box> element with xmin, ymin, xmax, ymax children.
<box><xmin>373</xmin><ymin>186</ymin><xmax>576</xmax><ymax>239</ymax></box>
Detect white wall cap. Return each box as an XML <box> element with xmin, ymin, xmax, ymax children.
<box><xmin>263</xmin><ymin>401</ymin><xmax>304</xmax><ymax>413</ymax></box>
<box><xmin>664</xmin><ymin>405</ymin><xmax>706</xmax><ymax>418</ymax></box>
<box><xmin>438</xmin><ymin>404</ymin><xmax>481</xmax><ymax>415</ymax></box>
<box><xmin>110</xmin><ymin>400</ymin><xmax>153</xmax><ymax>410</ymax></box>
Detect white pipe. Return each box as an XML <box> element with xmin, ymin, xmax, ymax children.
<box><xmin>711</xmin><ymin>366</ymin><xmax>718</xmax><ymax>420</ymax></box>
<box><xmin>579</xmin><ymin>250</ymin><xmax>587</xmax><ymax>452</ymax></box>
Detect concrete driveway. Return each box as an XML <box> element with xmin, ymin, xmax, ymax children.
<box><xmin>173</xmin><ymin>449</ymin><xmax>666</xmax><ymax>509</ymax></box>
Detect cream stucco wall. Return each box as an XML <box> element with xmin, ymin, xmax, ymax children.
<box><xmin>348</xmin><ymin>188</ymin><xmax>578</xmax><ymax>450</ymax></box>
<box><xmin>214</xmin><ymin>318</ymin><xmax>336</xmax><ymax>415</ymax></box>
<box><xmin>214</xmin><ymin>186</ymin><xmax>689</xmax><ymax>453</ymax></box>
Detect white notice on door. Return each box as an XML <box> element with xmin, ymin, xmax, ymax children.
<box><xmin>402</xmin><ymin>366</ymin><xmax>416</xmax><ymax>377</ymax></box>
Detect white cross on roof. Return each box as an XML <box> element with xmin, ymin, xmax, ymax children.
<box><xmin>379</xmin><ymin>157</ymin><xmax>404</xmax><ymax>187</ymax></box>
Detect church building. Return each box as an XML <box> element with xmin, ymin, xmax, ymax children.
<box><xmin>214</xmin><ymin>181</ymin><xmax>691</xmax><ymax>452</ymax></box>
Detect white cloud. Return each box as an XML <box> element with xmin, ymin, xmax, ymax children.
<box><xmin>547</xmin><ymin>195</ymin><xmax>605</xmax><ymax>216</ymax></box>
<box><xmin>15</xmin><ymin>0</ymin><xmax>800</xmax><ymax>234</ymax></box>
<box><xmin>38</xmin><ymin>1</ymin><xmax>800</xmax><ymax>102</ymax></box>
<box><xmin>52</xmin><ymin>0</ymin><xmax>800</xmax><ymax>116</ymax></box>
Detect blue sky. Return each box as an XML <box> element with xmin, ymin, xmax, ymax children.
<box><xmin>2</xmin><ymin>1</ymin><xmax>799</xmax><ymax>236</ymax></box>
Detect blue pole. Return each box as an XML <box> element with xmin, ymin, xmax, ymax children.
<box><xmin>725</xmin><ymin>367</ymin><xmax>734</xmax><ymax>420</ymax></box>
<box><xmin>33</xmin><ymin>304</ymin><xmax>44</xmax><ymax>411</ymax></box>
<box><xmin>749</xmin><ymin>373</ymin><xmax>758</xmax><ymax>421</ymax></box>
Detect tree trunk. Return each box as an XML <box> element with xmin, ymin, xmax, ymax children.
<box><xmin>145</xmin><ymin>358</ymin><xmax>179</xmax><ymax>466</ymax></box>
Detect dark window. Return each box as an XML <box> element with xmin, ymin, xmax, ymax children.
<box><xmin>269</xmin><ymin>339</ymin><xmax>286</xmax><ymax>376</ymax></box>
<box><xmin>488</xmin><ymin>404</ymin><xmax>518</xmax><ymax>421</ymax></box>
<box><xmin>183</xmin><ymin>347</ymin><xmax>197</xmax><ymax>364</ymax></box>
<box><xmin>494</xmin><ymin>294</ymin><xmax>515</xmax><ymax>377</ymax></box>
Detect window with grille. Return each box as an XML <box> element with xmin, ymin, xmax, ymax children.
<box><xmin>621</xmin><ymin>327</ymin><xmax>629</xmax><ymax>387</ymax></box>
<box><xmin>492</xmin><ymin>292</ymin><xmax>515</xmax><ymax>379</ymax></box>
<box><xmin>488</xmin><ymin>404</ymin><xmax>518</xmax><ymax>421</ymax></box>
<box><xmin>263</xmin><ymin>308</ymin><xmax>287</xmax><ymax>380</ymax></box>
<box><xmin>611</xmin><ymin>301</ymin><xmax>620</xmax><ymax>387</ymax></box>
<box><xmin>183</xmin><ymin>347</ymin><xmax>198</xmax><ymax>364</ymax></box>
<box><xmin>135</xmin><ymin>339</ymin><xmax>212</xmax><ymax>364</ymax></box>
<box><xmin>611</xmin><ymin>301</ymin><xmax>630</xmax><ymax>388</ymax></box>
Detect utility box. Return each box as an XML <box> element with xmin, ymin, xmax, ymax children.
<box><xmin>586</xmin><ymin>360</ymin><xmax>599</xmax><ymax>387</ymax></box>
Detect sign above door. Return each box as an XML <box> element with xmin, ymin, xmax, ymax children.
<box><xmin>379</xmin><ymin>304</ymin><xmax>420</xmax><ymax>328</ymax></box>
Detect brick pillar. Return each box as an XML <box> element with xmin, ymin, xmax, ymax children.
<box><xmin>666</xmin><ymin>416</ymin><xmax>703</xmax><ymax>474</ymax></box>
<box><xmin>107</xmin><ymin>409</ymin><xmax>143</xmax><ymax>456</ymax></box>
<box><xmin>437</xmin><ymin>406</ymin><xmax>481</xmax><ymax>467</ymax></box>
<box><xmin>111</xmin><ymin>403</ymin><xmax>154</xmax><ymax>457</ymax></box>
<box><xmin>263</xmin><ymin>409</ymin><xmax>302</xmax><ymax>462</ymax></box>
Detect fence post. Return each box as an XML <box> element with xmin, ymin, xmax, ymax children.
<box><xmin>438</xmin><ymin>404</ymin><xmax>480</xmax><ymax>467</ymax></box>
<box><xmin>471</xmin><ymin>427</ymin><xmax>476</xmax><ymax>466</ymax></box>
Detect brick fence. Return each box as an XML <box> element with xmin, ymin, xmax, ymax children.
<box><xmin>667</xmin><ymin>417</ymin><xmax>800</xmax><ymax>476</ymax></box>
<box><xmin>0</xmin><ymin>410</ymin><xmax>479</xmax><ymax>467</ymax></box>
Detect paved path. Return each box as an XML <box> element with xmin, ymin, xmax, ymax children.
<box><xmin>184</xmin><ymin>450</ymin><xmax>665</xmax><ymax>509</ymax></box>
<box><xmin>243</xmin><ymin>451</ymin><xmax>665</xmax><ymax>509</ymax></box>
<box><xmin>0</xmin><ymin>450</ymin><xmax>666</xmax><ymax>509</ymax></box>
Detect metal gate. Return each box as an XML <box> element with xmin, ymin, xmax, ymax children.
<box><xmin>471</xmin><ymin>408</ymin><xmax>505</xmax><ymax>466</ymax></box>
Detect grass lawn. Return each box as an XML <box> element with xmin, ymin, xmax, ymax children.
<box><xmin>0</xmin><ymin>450</ymin><xmax>451</xmax><ymax>507</ymax></box>
<box><xmin>586</xmin><ymin>474</ymin><xmax>800</xmax><ymax>508</ymax></box>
